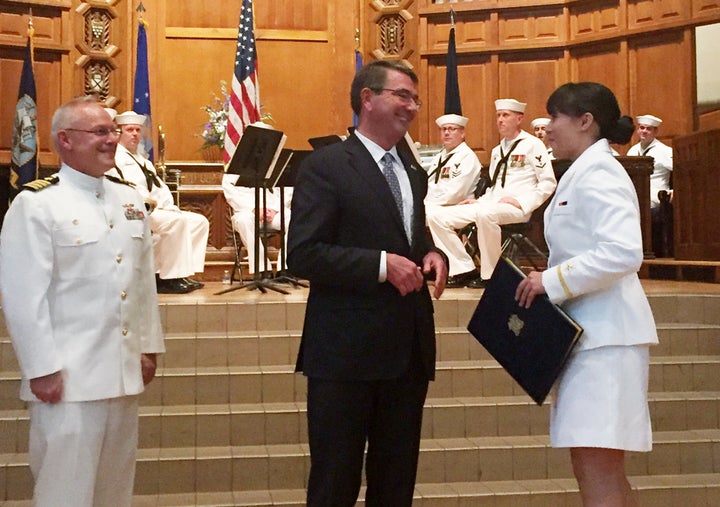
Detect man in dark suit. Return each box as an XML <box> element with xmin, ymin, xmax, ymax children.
<box><xmin>287</xmin><ymin>60</ymin><xmax>448</xmax><ymax>506</ymax></box>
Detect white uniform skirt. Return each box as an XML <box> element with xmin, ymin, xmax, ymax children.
<box><xmin>550</xmin><ymin>344</ymin><xmax>652</xmax><ymax>452</ymax></box>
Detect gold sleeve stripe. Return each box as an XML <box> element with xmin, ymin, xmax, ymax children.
<box><xmin>556</xmin><ymin>264</ymin><xmax>573</xmax><ymax>299</ymax></box>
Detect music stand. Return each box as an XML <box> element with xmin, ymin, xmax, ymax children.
<box><xmin>269</xmin><ymin>149</ymin><xmax>310</xmax><ymax>288</ymax></box>
<box><xmin>215</xmin><ymin>125</ymin><xmax>289</xmax><ymax>295</ymax></box>
<box><xmin>308</xmin><ymin>134</ymin><xmax>343</xmax><ymax>150</ymax></box>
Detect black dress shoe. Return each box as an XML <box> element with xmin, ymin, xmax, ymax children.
<box><xmin>467</xmin><ymin>277</ymin><xmax>489</xmax><ymax>289</ymax></box>
<box><xmin>156</xmin><ymin>278</ymin><xmax>193</xmax><ymax>294</ymax></box>
<box><xmin>446</xmin><ymin>270</ymin><xmax>481</xmax><ymax>288</ymax></box>
<box><xmin>183</xmin><ymin>278</ymin><xmax>205</xmax><ymax>289</ymax></box>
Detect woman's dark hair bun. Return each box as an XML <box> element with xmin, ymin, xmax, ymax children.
<box><xmin>607</xmin><ymin>115</ymin><xmax>635</xmax><ymax>145</ymax></box>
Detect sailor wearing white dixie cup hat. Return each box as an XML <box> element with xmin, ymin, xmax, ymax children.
<box><xmin>424</xmin><ymin>113</ymin><xmax>482</xmax><ymax>209</ymax></box>
<box><xmin>108</xmin><ymin>111</ymin><xmax>210</xmax><ymax>293</ymax></box>
<box><xmin>427</xmin><ymin>99</ymin><xmax>556</xmax><ymax>288</ymax></box>
<box><xmin>627</xmin><ymin>114</ymin><xmax>673</xmax><ymax>209</ymax></box>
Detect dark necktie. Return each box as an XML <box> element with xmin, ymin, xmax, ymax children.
<box><xmin>490</xmin><ymin>138</ymin><xmax>522</xmax><ymax>188</ymax></box>
<box><xmin>141</xmin><ymin>162</ymin><xmax>162</xmax><ymax>190</ymax></box>
<box><xmin>381</xmin><ymin>153</ymin><xmax>403</xmax><ymax>217</ymax></box>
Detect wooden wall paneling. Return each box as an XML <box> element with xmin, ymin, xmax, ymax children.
<box><xmin>156</xmin><ymin>0</ymin><xmax>355</xmax><ymax>160</ymax></box>
<box><xmin>699</xmin><ymin>109</ymin><xmax>720</xmax><ymax>131</ymax></box>
<box><xmin>0</xmin><ymin>2</ymin><xmax>69</xmax><ymax>167</ymax></box>
<box><xmin>673</xmin><ymin>129</ymin><xmax>720</xmax><ymax>259</ymax></box>
<box><xmin>255</xmin><ymin>0</ymin><xmax>329</xmax><ymax>32</ymax></box>
<box><xmin>692</xmin><ymin>0</ymin><xmax>720</xmax><ymax>20</ymax></box>
<box><xmin>569</xmin><ymin>40</ymin><xmax>626</xmax><ymax>95</ymax></box>
<box><xmin>498</xmin><ymin>51</ymin><xmax>565</xmax><ymax>126</ymax></box>
<box><xmin>422</xmin><ymin>10</ymin><xmax>493</xmax><ymax>55</ymax></box>
<box><xmin>164</xmin><ymin>0</ymin><xmax>242</xmax><ymax>29</ymax></box>
<box><xmin>423</xmin><ymin>53</ymin><xmax>494</xmax><ymax>161</ymax></box>
<box><xmin>627</xmin><ymin>0</ymin><xmax>690</xmax><ymax>31</ymax></box>
<box><xmin>627</xmin><ymin>29</ymin><xmax>693</xmax><ymax>147</ymax></box>
<box><xmin>497</xmin><ymin>5</ymin><xmax>565</xmax><ymax>50</ymax></box>
<box><xmin>570</xmin><ymin>0</ymin><xmax>624</xmax><ymax>44</ymax></box>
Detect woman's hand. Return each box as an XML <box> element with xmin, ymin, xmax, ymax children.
<box><xmin>515</xmin><ymin>270</ymin><xmax>546</xmax><ymax>308</ymax></box>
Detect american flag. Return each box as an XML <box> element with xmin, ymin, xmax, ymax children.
<box><xmin>223</xmin><ymin>0</ymin><xmax>260</xmax><ymax>164</ymax></box>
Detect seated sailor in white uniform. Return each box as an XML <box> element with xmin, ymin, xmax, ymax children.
<box><xmin>109</xmin><ymin>111</ymin><xmax>209</xmax><ymax>293</ymax></box>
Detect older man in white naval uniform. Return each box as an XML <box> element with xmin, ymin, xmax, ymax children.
<box><xmin>110</xmin><ymin>111</ymin><xmax>209</xmax><ymax>293</ymax></box>
<box><xmin>425</xmin><ymin>113</ymin><xmax>482</xmax><ymax>210</ymax></box>
<box><xmin>0</xmin><ymin>96</ymin><xmax>165</xmax><ymax>507</ymax></box>
<box><xmin>428</xmin><ymin>99</ymin><xmax>556</xmax><ymax>288</ymax></box>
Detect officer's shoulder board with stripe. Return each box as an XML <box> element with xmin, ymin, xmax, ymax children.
<box><xmin>105</xmin><ymin>174</ymin><xmax>136</xmax><ymax>188</ymax></box>
<box><xmin>22</xmin><ymin>175</ymin><xmax>59</xmax><ymax>192</ymax></box>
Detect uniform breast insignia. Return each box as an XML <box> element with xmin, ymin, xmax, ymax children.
<box><xmin>106</xmin><ymin>174</ymin><xmax>136</xmax><ymax>188</ymax></box>
<box><xmin>22</xmin><ymin>175</ymin><xmax>59</xmax><ymax>192</ymax></box>
<box><xmin>509</xmin><ymin>154</ymin><xmax>526</xmax><ymax>168</ymax></box>
<box><xmin>123</xmin><ymin>203</ymin><xmax>146</xmax><ymax>220</ymax></box>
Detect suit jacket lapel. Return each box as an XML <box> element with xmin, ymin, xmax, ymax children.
<box><xmin>344</xmin><ymin>136</ymin><xmax>408</xmax><ymax>240</ymax></box>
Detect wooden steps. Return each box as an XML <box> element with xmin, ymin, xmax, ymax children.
<box><xmin>1</xmin><ymin>289</ymin><xmax>719</xmax><ymax>505</ymax></box>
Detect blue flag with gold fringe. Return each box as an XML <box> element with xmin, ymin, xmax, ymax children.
<box><xmin>133</xmin><ymin>20</ymin><xmax>153</xmax><ymax>162</ymax></box>
<box><xmin>10</xmin><ymin>35</ymin><xmax>38</xmax><ymax>202</ymax></box>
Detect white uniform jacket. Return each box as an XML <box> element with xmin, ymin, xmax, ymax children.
<box><xmin>484</xmin><ymin>130</ymin><xmax>556</xmax><ymax>214</ymax></box>
<box><xmin>113</xmin><ymin>144</ymin><xmax>174</xmax><ymax>209</ymax></box>
<box><xmin>0</xmin><ymin>165</ymin><xmax>165</xmax><ymax>402</ymax></box>
<box><xmin>627</xmin><ymin>139</ymin><xmax>673</xmax><ymax>208</ymax></box>
<box><xmin>425</xmin><ymin>142</ymin><xmax>482</xmax><ymax>206</ymax></box>
<box><xmin>541</xmin><ymin>139</ymin><xmax>658</xmax><ymax>352</ymax></box>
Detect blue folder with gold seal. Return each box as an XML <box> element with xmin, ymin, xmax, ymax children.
<box><xmin>467</xmin><ymin>257</ymin><xmax>583</xmax><ymax>405</ymax></box>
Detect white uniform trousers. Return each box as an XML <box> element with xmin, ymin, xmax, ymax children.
<box><xmin>427</xmin><ymin>201</ymin><xmax>529</xmax><ymax>279</ymax></box>
<box><xmin>150</xmin><ymin>208</ymin><xmax>209</xmax><ymax>279</ymax></box>
<box><xmin>231</xmin><ymin>210</ymin><xmax>289</xmax><ymax>274</ymax></box>
<box><xmin>29</xmin><ymin>396</ymin><xmax>139</xmax><ymax>507</ymax></box>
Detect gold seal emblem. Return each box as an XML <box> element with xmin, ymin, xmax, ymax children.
<box><xmin>508</xmin><ymin>314</ymin><xmax>524</xmax><ymax>337</ymax></box>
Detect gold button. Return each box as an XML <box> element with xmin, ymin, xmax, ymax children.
<box><xmin>109</xmin><ymin>221</ymin><xmax>114</xmax><ymax>229</ymax></box>
<box><xmin>122</xmin><ymin>328</ymin><xmax>128</xmax><ymax>336</ymax></box>
<box><xmin>116</xmin><ymin>255</ymin><xmax>122</xmax><ymax>263</ymax></box>
<box><xmin>76</xmin><ymin>239</ymin><xmax>82</xmax><ymax>244</ymax></box>
<box><xmin>121</xmin><ymin>291</ymin><xmax>127</xmax><ymax>299</ymax></box>
<box><xmin>96</xmin><ymin>191</ymin><xmax>101</xmax><ymax>198</ymax></box>
<box><xmin>72</xmin><ymin>219</ymin><xmax>79</xmax><ymax>225</ymax></box>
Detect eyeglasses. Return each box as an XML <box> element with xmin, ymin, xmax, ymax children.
<box><xmin>65</xmin><ymin>127</ymin><xmax>120</xmax><ymax>138</ymax></box>
<box><xmin>440</xmin><ymin>126</ymin><xmax>461</xmax><ymax>133</ymax></box>
<box><xmin>379</xmin><ymin>88</ymin><xmax>422</xmax><ymax>109</ymax></box>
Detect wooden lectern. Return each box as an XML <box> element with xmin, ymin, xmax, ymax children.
<box><xmin>615</xmin><ymin>156</ymin><xmax>654</xmax><ymax>260</ymax></box>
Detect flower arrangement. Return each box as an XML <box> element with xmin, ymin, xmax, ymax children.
<box><xmin>199</xmin><ymin>81</ymin><xmax>230</xmax><ymax>150</ymax></box>
<box><xmin>199</xmin><ymin>81</ymin><xmax>273</xmax><ymax>151</ymax></box>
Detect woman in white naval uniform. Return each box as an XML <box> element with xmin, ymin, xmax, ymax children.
<box><xmin>516</xmin><ymin>83</ymin><xmax>658</xmax><ymax>506</ymax></box>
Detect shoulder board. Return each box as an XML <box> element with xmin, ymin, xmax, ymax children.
<box><xmin>105</xmin><ymin>174</ymin><xmax>136</xmax><ymax>187</ymax></box>
<box><xmin>22</xmin><ymin>176</ymin><xmax>59</xmax><ymax>192</ymax></box>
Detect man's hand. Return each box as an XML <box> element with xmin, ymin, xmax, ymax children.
<box><xmin>141</xmin><ymin>353</ymin><xmax>158</xmax><ymax>385</ymax></box>
<box><xmin>515</xmin><ymin>270</ymin><xmax>546</xmax><ymax>308</ymax></box>
<box><xmin>253</xmin><ymin>208</ymin><xmax>279</xmax><ymax>224</ymax></box>
<box><xmin>457</xmin><ymin>198</ymin><xmax>477</xmax><ymax>205</ymax></box>
<box><xmin>423</xmin><ymin>251</ymin><xmax>448</xmax><ymax>299</ymax></box>
<box><xmin>386</xmin><ymin>253</ymin><xmax>424</xmax><ymax>296</ymax></box>
<box><xmin>30</xmin><ymin>371</ymin><xmax>63</xmax><ymax>404</ymax></box>
<box><xmin>498</xmin><ymin>196</ymin><xmax>522</xmax><ymax>209</ymax></box>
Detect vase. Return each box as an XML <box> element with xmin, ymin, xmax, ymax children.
<box><xmin>201</xmin><ymin>145</ymin><xmax>222</xmax><ymax>162</ymax></box>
